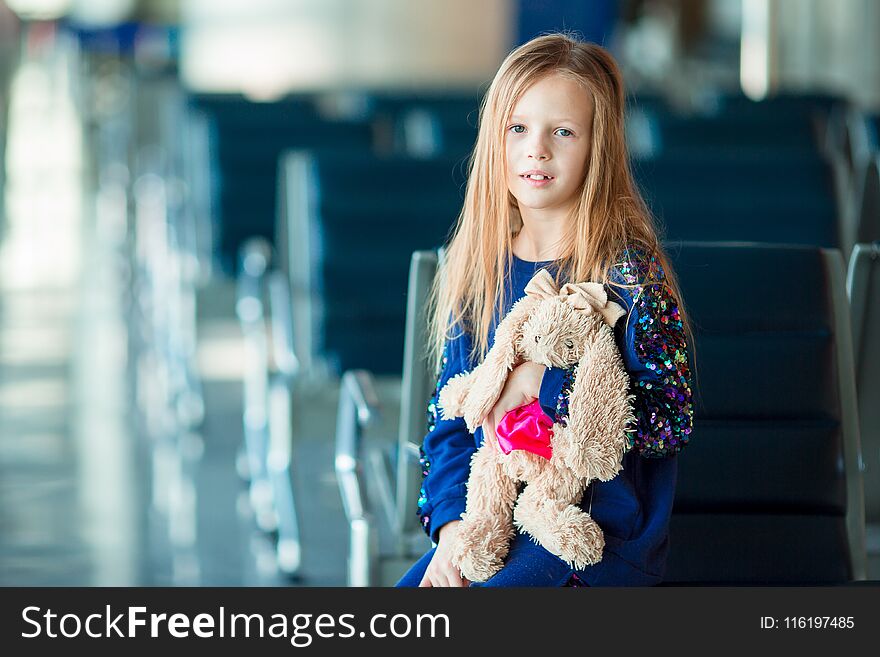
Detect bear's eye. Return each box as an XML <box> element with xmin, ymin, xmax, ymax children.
<box><xmin>534</xmin><ymin>335</ymin><xmax>541</xmax><ymax>344</ymax></box>
<box><xmin>564</xmin><ymin>339</ymin><xmax>574</xmax><ymax>349</ymax></box>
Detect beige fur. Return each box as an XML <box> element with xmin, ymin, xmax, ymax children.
<box><xmin>437</xmin><ymin>269</ymin><xmax>636</xmax><ymax>582</ymax></box>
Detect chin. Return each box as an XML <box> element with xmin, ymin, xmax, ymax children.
<box><xmin>517</xmin><ymin>198</ymin><xmax>563</xmax><ymax>211</ymax></box>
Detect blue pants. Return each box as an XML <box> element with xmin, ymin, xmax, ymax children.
<box><xmin>395</xmin><ymin>530</ymin><xmax>584</xmax><ymax>587</ymax></box>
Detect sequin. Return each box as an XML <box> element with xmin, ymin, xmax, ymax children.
<box><xmin>425</xmin><ymin>351</ymin><xmax>447</xmax><ymax>435</ymax></box>
<box><xmin>565</xmin><ymin>572</ymin><xmax>589</xmax><ymax>587</ymax></box>
<box><xmin>610</xmin><ymin>245</ymin><xmax>694</xmax><ymax>458</ymax></box>
<box><xmin>416</xmin><ymin>343</ymin><xmax>450</xmax><ymax>534</ymax></box>
<box><xmin>554</xmin><ymin>364</ymin><xmax>578</xmax><ymax>426</ymax></box>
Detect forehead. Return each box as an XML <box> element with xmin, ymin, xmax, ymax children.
<box><xmin>528</xmin><ymin>298</ymin><xmax>579</xmax><ymax>323</ymax></box>
<box><xmin>511</xmin><ymin>74</ymin><xmax>593</xmax><ymax>124</ymax></box>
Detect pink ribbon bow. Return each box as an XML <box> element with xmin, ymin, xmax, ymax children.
<box><xmin>495</xmin><ymin>400</ymin><xmax>554</xmax><ymax>460</ymax></box>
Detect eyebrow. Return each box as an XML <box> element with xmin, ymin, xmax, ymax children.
<box><xmin>511</xmin><ymin>115</ymin><xmax>583</xmax><ymax>127</ymax></box>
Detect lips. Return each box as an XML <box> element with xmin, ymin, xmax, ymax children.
<box><xmin>520</xmin><ymin>170</ymin><xmax>555</xmax><ymax>181</ymax></box>
<box><xmin>519</xmin><ymin>171</ymin><xmax>555</xmax><ymax>187</ymax></box>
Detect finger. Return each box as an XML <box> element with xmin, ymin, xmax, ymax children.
<box><xmin>482</xmin><ymin>419</ymin><xmax>497</xmax><ymax>451</ymax></box>
<box><xmin>444</xmin><ymin>568</ymin><xmax>466</xmax><ymax>588</ymax></box>
<box><xmin>419</xmin><ymin>565</ymin><xmax>438</xmax><ymax>587</ymax></box>
<box><xmin>486</xmin><ymin>415</ymin><xmax>499</xmax><ymax>441</ymax></box>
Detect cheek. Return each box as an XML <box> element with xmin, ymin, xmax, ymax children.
<box><xmin>505</xmin><ymin>144</ymin><xmax>520</xmax><ymax>176</ymax></box>
<box><xmin>576</xmin><ymin>147</ymin><xmax>591</xmax><ymax>180</ymax></box>
<box><xmin>560</xmin><ymin>153</ymin><xmax>589</xmax><ymax>196</ymax></box>
<box><xmin>568</xmin><ymin>148</ymin><xmax>590</xmax><ymax>177</ymax></box>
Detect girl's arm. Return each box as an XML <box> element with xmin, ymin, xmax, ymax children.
<box><xmin>418</xmin><ymin>327</ymin><xmax>478</xmax><ymax>544</ymax></box>
<box><xmin>607</xmin><ymin>248</ymin><xmax>694</xmax><ymax>457</ymax></box>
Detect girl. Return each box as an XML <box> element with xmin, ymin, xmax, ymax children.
<box><xmin>396</xmin><ymin>33</ymin><xmax>695</xmax><ymax>587</ymax></box>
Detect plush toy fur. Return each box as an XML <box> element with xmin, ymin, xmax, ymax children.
<box><xmin>437</xmin><ymin>269</ymin><xmax>635</xmax><ymax>582</ymax></box>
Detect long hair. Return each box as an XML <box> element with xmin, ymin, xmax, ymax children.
<box><xmin>428</xmin><ymin>32</ymin><xmax>696</xmax><ymax>373</ymax></box>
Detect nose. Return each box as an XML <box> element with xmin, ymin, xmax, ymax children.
<box><xmin>528</xmin><ymin>134</ymin><xmax>550</xmax><ymax>162</ymax></box>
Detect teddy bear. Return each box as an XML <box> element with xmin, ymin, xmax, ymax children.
<box><xmin>437</xmin><ymin>268</ymin><xmax>635</xmax><ymax>582</ymax></box>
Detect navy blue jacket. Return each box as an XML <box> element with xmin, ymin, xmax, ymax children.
<box><xmin>417</xmin><ymin>245</ymin><xmax>694</xmax><ymax>586</ymax></box>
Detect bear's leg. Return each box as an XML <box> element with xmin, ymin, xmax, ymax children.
<box><xmin>449</xmin><ymin>445</ymin><xmax>519</xmax><ymax>583</ymax></box>
<box><xmin>512</xmin><ymin>465</ymin><xmax>604</xmax><ymax>570</ymax></box>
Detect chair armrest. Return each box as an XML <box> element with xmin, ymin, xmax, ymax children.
<box><xmin>235</xmin><ymin>238</ymin><xmax>271</xmax><ymax>324</ymax></box>
<box><xmin>267</xmin><ymin>270</ymin><xmax>299</xmax><ymax>378</ymax></box>
<box><xmin>335</xmin><ymin>370</ymin><xmax>382</xmax><ymax>585</ymax></box>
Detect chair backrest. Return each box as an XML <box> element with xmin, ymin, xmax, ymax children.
<box><xmin>664</xmin><ymin>242</ymin><xmax>866</xmax><ymax>583</ymax></box>
<box><xmin>847</xmin><ymin>242</ymin><xmax>880</xmax><ymax>526</ymax></box>
<box><xmin>395</xmin><ymin>250</ymin><xmax>440</xmax><ymax>537</ymax></box>
<box><xmin>277</xmin><ymin>150</ymin><xmax>461</xmax><ymax>377</ymax></box>
<box><xmin>370</xmin><ymin>91</ymin><xmax>481</xmax><ymax>158</ymax></box>
<box><xmin>192</xmin><ymin>94</ymin><xmax>374</xmax><ymax>271</ymax></box>
<box><xmin>643</xmin><ymin>112</ymin><xmax>821</xmax><ymax>156</ymax></box>
<box><xmin>857</xmin><ymin>157</ymin><xmax>880</xmax><ymax>244</ymax></box>
<box><xmin>633</xmin><ymin>152</ymin><xmax>839</xmax><ymax>248</ymax></box>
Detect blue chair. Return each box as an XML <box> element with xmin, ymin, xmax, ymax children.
<box><xmin>191</xmin><ymin>94</ymin><xmax>375</xmax><ymax>272</ymax></box>
<box><xmin>276</xmin><ymin>151</ymin><xmax>464</xmax><ymax>376</ymax></box>
<box><xmin>335</xmin><ymin>251</ymin><xmax>438</xmax><ymax>585</ymax></box>
<box><xmin>633</xmin><ymin>151</ymin><xmax>840</xmax><ymax>248</ymax></box>
<box><xmin>848</xmin><ymin>241</ymin><xmax>880</xmax><ymax>579</ymax></box>
<box><xmin>370</xmin><ymin>91</ymin><xmax>481</xmax><ymax>159</ymax></box>
<box><xmin>664</xmin><ymin>242</ymin><xmax>866</xmax><ymax>583</ymax></box>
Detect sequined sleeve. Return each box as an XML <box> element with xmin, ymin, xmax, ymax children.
<box><xmin>416</xmin><ymin>328</ymin><xmax>477</xmax><ymax>543</ymax></box>
<box><xmin>606</xmin><ymin>247</ymin><xmax>694</xmax><ymax>458</ymax></box>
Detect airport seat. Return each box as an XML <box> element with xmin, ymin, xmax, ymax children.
<box><xmin>276</xmin><ymin>151</ymin><xmax>463</xmax><ymax>377</ymax></box>
<box><xmin>335</xmin><ymin>250</ymin><xmax>437</xmax><ymax>585</ymax></box>
<box><xmin>369</xmin><ymin>91</ymin><xmax>481</xmax><ymax>159</ymax></box>
<box><xmin>705</xmin><ymin>91</ymin><xmax>844</xmax><ymax>122</ymax></box>
<box><xmin>637</xmin><ymin>112</ymin><xmax>821</xmax><ymax>157</ymax></box>
<box><xmin>847</xmin><ymin>241</ymin><xmax>880</xmax><ymax>578</ymax></box>
<box><xmin>633</xmin><ymin>151</ymin><xmax>840</xmax><ymax>248</ymax></box>
<box><xmin>855</xmin><ymin>157</ymin><xmax>880</xmax><ymax>244</ymax></box>
<box><xmin>234</xmin><ymin>238</ymin><xmax>302</xmax><ymax>577</ymax></box>
<box><xmin>338</xmin><ymin>243</ymin><xmax>867</xmax><ymax>585</ymax></box>
<box><xmin>242</xmin><ymin>152</ymin><xmax>460</xmax><ymax>579</ymax></box>
<box><xmin>664</xmin><ymin>242</ymin><xmax>866</xmax><ymax>584</ymax></box>
<box><xmin>191</xmin><ymin>94</ymin><xmax>375</xmax><ymax>272</ymax></box>
<box><xmin>867</xmin><ymin>114</ymin><xmax>879</xmax><ymax>150</ymax></box>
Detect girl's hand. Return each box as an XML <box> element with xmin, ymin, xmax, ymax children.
<box><xmin>479</xmin><ymin>362</ymin><xmax>546</xmax><ymax>450</ymax></box>
<box><xmin>419</xmin><ymin>520</ymin><xmax>471</xmax><ymax>587</ymax></box>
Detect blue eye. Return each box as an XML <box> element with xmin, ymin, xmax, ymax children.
<box><xmin>556</xmin><ymin>128</ymin><xmax>573</xmax><ymax>137</ymax></box>
<box><xmin>509</xmin><ymin>124</ymin><xmax>525</xmax><ymax>133</ymax></box>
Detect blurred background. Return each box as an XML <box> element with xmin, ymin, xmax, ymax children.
<box><xmin>0</xmin><ymin>0</ymin><xmax>878</xmax><ymax>587</ymax></box>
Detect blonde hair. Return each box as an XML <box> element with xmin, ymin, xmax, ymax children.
<box><xmin>428</xmin><ymin>32</ymin><xmax>696</xmax><ymax>374</ymax></box>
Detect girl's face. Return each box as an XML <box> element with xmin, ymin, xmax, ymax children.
<box><xmin>505</xmin><ymin>73</ymin><xmax>594</xmax><ymax>220</ymax></box>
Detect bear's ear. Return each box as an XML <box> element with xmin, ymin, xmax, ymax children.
<box><xmin>560</xmin><ymin>282</ymin><xmax>626</xmax><ymax>327</ymax></box>
<box><xmin>524</xmin><ymin>269</ymin><xmax>558</xmax><ymax>300</ymax></box>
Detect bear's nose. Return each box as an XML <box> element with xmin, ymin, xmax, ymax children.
<box><xmin>534</xmin><ymin>335</ymin><xmax>541</xmax><ymax>344</ymax></box>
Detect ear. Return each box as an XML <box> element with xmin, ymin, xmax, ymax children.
<box><xmin>560</xmin><ymin>282</ymin><xmax>626</xmax><ymax>328</ymax></box>
<box><xmin>524</xmin><ymin>269</ymin><xmax>558</xmax><ymax>300</ymax></box>
<box><xmin>556</xmin><ymin>327</ymin><xmax>634</xmax><ymax>483</ymax></box>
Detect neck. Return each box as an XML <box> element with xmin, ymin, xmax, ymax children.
<box><xmin>513</xmin><ymin>209</ymin><xmax>569</xmax><ymax>261</ymax></box>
